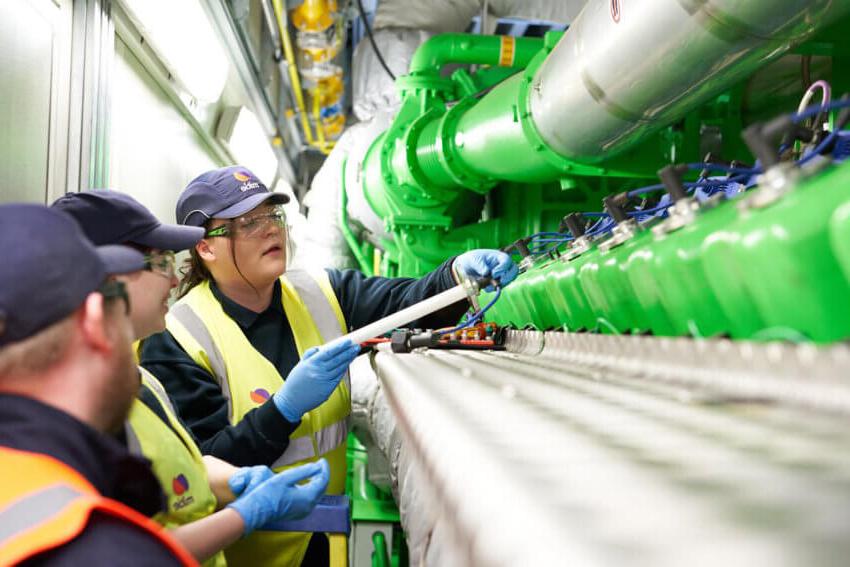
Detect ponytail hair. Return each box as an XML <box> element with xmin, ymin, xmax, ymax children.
<box><xmin>177</xmin><ymin>247</ymin><xmax>212</xmax><ymax>299</ymax></box>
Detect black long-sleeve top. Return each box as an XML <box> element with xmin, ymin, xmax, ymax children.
<box><xmin>139</xmin><ymin>260</ymin><xmax>466</xmax><ymax>467</ymax></box>
<box><xmin>0</xmin><ymin>395</ymin><xmax>180</xmax><ymax>566</ymax></box>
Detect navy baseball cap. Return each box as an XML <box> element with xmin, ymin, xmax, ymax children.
<box><xmin>176</xmin><ymin>166</ymin><xmax>289</xmax><ymax>227</ymax></box>
<box><xmin>52</xmin><ymin>190</ymin><xmax>204</xmax><ymax>251</ymax></box>
<box><xmin>0</xmin><ymin>204</ymin><xmax>145</xmax><ymax>348</ymax></box>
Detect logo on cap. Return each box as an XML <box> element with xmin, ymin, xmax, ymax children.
<box><xmin>250</xmin><ymin>388</ymin><xmax>271</xmax><ymax>404</ymax></box>
<box><xmin>233</xmin><ymin>170</ymin><xmax>261</xmax><ymax>193</ymax></box>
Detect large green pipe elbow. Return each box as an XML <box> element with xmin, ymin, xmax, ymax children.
<box><xmin>408</xmin><ymin>33</ymin><xmax>544</xmax><ymax>75</ymax></box>
<box><xmin>408</xmin><ymin>74</ymin><xmax>560</xmax><ymax>190</ymax></box>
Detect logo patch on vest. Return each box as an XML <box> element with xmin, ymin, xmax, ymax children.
<box><xmin>172</xmin><ymin>474</ymin><xmax>195</xmax><ymax>511</ymax></box>
<box><xmin>172</xmin><ymin>474</ymin><xmax>189</xmax><ymax>495</ymax></box>
<box><xmin>250</xmin><ymin>388</ymin><xmax>271</xmax><ymax>404</ymax></box>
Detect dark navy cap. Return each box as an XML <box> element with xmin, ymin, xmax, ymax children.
<box><xmin>0</xmin><ymin>204</ymin><xmax>145</xmax><ymax>348</ymax></box>
<box><xmin>176</xmin><ymin>166</ymin><xmax>289</xmax><ymax>227</ymax></box>
<box><xmin>52</xmin><ymin>190</ymin><xmax>204</xmax><ymax>251</ymax></box>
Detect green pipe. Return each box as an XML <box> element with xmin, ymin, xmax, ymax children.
<box><xmin>371</xmin><ymin>531</ymin><xmax>390</xmax><ymax>567</ymax></box>
<box><xmin>395</xmin><ymin>74</ymin><xmax>558</xmax><ymax>197</ymax></box>
<box><xmin>418</xmin><ymin>74</ymin><xmax>560</xmax><ymax>185</ymax></box>
<box><xmin>338</xmin><ymin>157</ymin><xmax>374</xmax><ymax>276</ymax></box>
<box><xmin>409</xmin><ymin>33</ymin><xmax>544</xmax><ymax>75</ymax></box>
<box><xmin>363</xmin><ymin>32</ymin><xmax>659</xmax><ymax>217</ymax></box>
<box><xmin>358</xmin><ymin>32</ymin><xmax>664</xmax><ymax>275</ymax></box>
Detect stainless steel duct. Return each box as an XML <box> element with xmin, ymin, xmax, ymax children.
<box><xmin>529</xmin><ymin>0</ymin><xmax>850</xmax><ymax>162</ymax></box>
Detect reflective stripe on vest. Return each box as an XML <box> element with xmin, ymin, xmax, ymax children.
<box><xmin>0</xmin><ymin>447</ymin><xmax>198</xmax><ymax>566</ymax></box>
<box><xmin>270</xmin><ymin>417</ymin><xmax>348</xmax><ymax>469</ymax></box>
<box><xmin>168</xmin><ymin>303</ymin><xmax>233</xmax><ymax>421</ymax></box>
<box><xmin>0</xmin><ymin>484</ymin><xmax>82</xmax><ymax>545</ymax></box>
<box><xmin>284</xmin><ymin>270</ymin><xmax>350</xmax><ymax>393</ymax></box>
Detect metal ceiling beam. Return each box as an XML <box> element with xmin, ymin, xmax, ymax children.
<box><xmin>202</xmin><ymin>0</ymin><xmax>296</xmax><ymax>184</ymax></box>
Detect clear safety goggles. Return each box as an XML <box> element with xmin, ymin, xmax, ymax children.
<box><xmin>205</xmin><ymin>205</ymin><xmax>287</xmax><ymax>240</ymax></box>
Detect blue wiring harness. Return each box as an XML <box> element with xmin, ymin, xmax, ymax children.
<box><xmin>444</xmin><ymin>95</ymin><xmax>850</xmax><ymax>333</ymax></box>
<box><xmin>436</xmin><ymin>285</ymin><xmax>503</xmax><ymax>335</ymax></box>
<box><xmin>521</xmin><ymin>96</ymin><xmax>850</xmax><ymax>258</ymax></box>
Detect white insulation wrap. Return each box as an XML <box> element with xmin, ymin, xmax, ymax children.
<box><xmin>349</xmin><ymin>356</ymin><xmax>443</xmax><ymax>565</ymax></box>
<box><xmin>352</xmin><ymin>28</ymin><xmax>431</xmax><ymax>122</ymax></box>
<box><xmin>371</xmin><ymin>0</ymin><xmax>585</xmax><ymax>33</ymax></box>
<box><xmin>300</xmin><ymin>125</ymin><xmax>362</xmax><ymax>270</ymax></box>
<box><xmin>301</xmin><ymin>112</ymin><xmax>395</xmax><ymax>270</ymax></box>
<box><xmin>343</xmin><ymin>111</ymin><xmax>394</xmax><ymax>242</ymax></box>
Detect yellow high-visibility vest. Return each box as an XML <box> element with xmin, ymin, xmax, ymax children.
<box><xmin>166</xmin><ymin>270</ymin><xmax>348</xmax><ymax>567</ymax></box>
<box><xmin>125</xmin><ymin>368</ymin><xmax>226</xmax><ymax>567</ymax></box>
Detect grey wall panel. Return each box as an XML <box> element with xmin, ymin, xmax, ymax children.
<box><xmin>109</xmin><ymin>37</ymin><xmax>222</xmax><ymax>224</ymax></box>
<box><xmin>0</xmin><ymin>0</ymin><xmax>55</xmax><ymax>203</ymax></box>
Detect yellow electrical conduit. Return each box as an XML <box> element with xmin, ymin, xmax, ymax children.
<box><xmin>272</xmin><ymin>0</ymin><xmax>335</xmax><ymax>154</ymax></box>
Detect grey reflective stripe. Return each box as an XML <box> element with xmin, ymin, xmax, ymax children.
<box><xmin>0</xmin><ymin>485</ymin><xmax>83</xmax><ymax>545</ymax></box>
<box><xmin>284</xmin><ymin>270</ymin><xmax>344</xmax><ymax>342</ymax></box>
<box><xmin>124</xmin><ymin>420</ymin><xmax>143</xmax><ymax>457</ymax></box>
<box><xmin>285</xmin><ymin>270</ymin><xmax>351</xmax><ymax>391</ymax></box>
<box><xmin>314</xmin><ymin>418</ymin><xmax>348</xmax><ymax>455</ymax></box>
<box><xmin>169</xmin><ymin>303</ymin><xmax>233</xmax><ymax>421</ymax></box>
<box><xmin>271</xmin><ymin>418</ymin><xmax>349</xmax><ymax>468</ymax></box>
<box><xmin>139</xmin><ymin>368</ymin><xmax>178</xmax><ymax>416</ymax></box>
<box><xmin>271</xmin><ymin>435</ymin><xmax>316</xmax><ymax>469</ymax></box>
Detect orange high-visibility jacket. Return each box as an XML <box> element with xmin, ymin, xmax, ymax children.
<box><xmin>0</xmin><ymin>446</ymin><xmax>198</xmax><ymax>566</ymax></box>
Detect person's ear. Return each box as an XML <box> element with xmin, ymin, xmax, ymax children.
<box><xmin>196</xmin><ymin>238</ymin><xmax>217</xmax><ymax>263</ymax></box>
<box><xmin>78</xmin><ymin>292</ymin><xmax>113</xmax><ymax>354</ymax></box>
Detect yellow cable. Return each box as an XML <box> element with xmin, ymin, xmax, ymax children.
<box><xmin>313</xmin><ymin>91</ymin><xmax>326</xmax><ymax>147</ymax></box>
<box><xmin>272</xmin><ymin>0</ymin><xmax>315</xmax><ymax>145</ymax></box>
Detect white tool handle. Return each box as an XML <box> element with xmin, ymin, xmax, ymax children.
<box><xmin>326</xmin><ymin>282</ymin><xmax>475</xmax><ymax>347</ymax></box>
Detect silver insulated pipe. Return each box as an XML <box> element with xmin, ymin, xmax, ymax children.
<box><xmin>529</xmin><ymin>0</ymin><xmax>850</xmax><ymax>163</ymax></box>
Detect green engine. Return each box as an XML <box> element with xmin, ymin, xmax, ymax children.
<box><xmin>342</xmin><ymin>0</ymin><xmax>850</xmax><ymax>344</ymax></box>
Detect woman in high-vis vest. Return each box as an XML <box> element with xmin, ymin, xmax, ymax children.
<box><xmin>53</xmin><ymin>190</ymin><xmax>337</xmax><ymax>566</ymax></box>
<box><xmin>139</xmin><ymin>166</ymin><xmax>519</xmax><ymax>566</ymax></box>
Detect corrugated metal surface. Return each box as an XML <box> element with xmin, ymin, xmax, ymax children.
<box><xmin>364</xmin><ymin>332</ymin><xmax>850</xmax><ymax>566</ymax></box>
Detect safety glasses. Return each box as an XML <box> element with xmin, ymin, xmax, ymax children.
<box><xmin>143</xmin><ymin>250</ymin><xmax>176</xmax><ymax>279</ymax></box>
<box><xmin>98</xmin><ymin>280</ymin><xmax>131</xmax><ymax>315</ymax></box>
<box><xmin>205</xmin><ymin>205</ymin><xmax>287</xmax><ymax>240</ymax></box>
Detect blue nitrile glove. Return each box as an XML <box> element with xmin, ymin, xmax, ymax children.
<box><xmin>454</xmin><ymin>249</ymin><xmax>519</xmax><ymax>291</ymax></box>
<box><xmin>273</xmin><ymin>339</ymin><xmax>361</xmax><ymax>422</ymax></box>
<box><xmin>228</xmin><ymin>465</ymin><xmax>274</xmax><ymax>497</ymax></box>
<box><xmin>227</xmin><ymin>459</ymin><xmax>330</xmax><ymax>534</ymax></box>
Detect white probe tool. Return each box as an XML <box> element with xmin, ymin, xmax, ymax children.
<box><xmin>324</xmin><ymin>278</ymin><xmax>484</xmax><ymax>348</ymax></box>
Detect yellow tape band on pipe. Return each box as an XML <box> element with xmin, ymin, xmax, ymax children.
<box><xmin>499</xmin><ymin>36</ymin><xmax>515</xmax><ymax>67</ymax></box>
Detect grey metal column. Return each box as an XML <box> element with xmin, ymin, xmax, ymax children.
<box><xmin>67</xmin><ymin>0</ymin><xmax>114</xmax><ymax>192</ymax></box>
